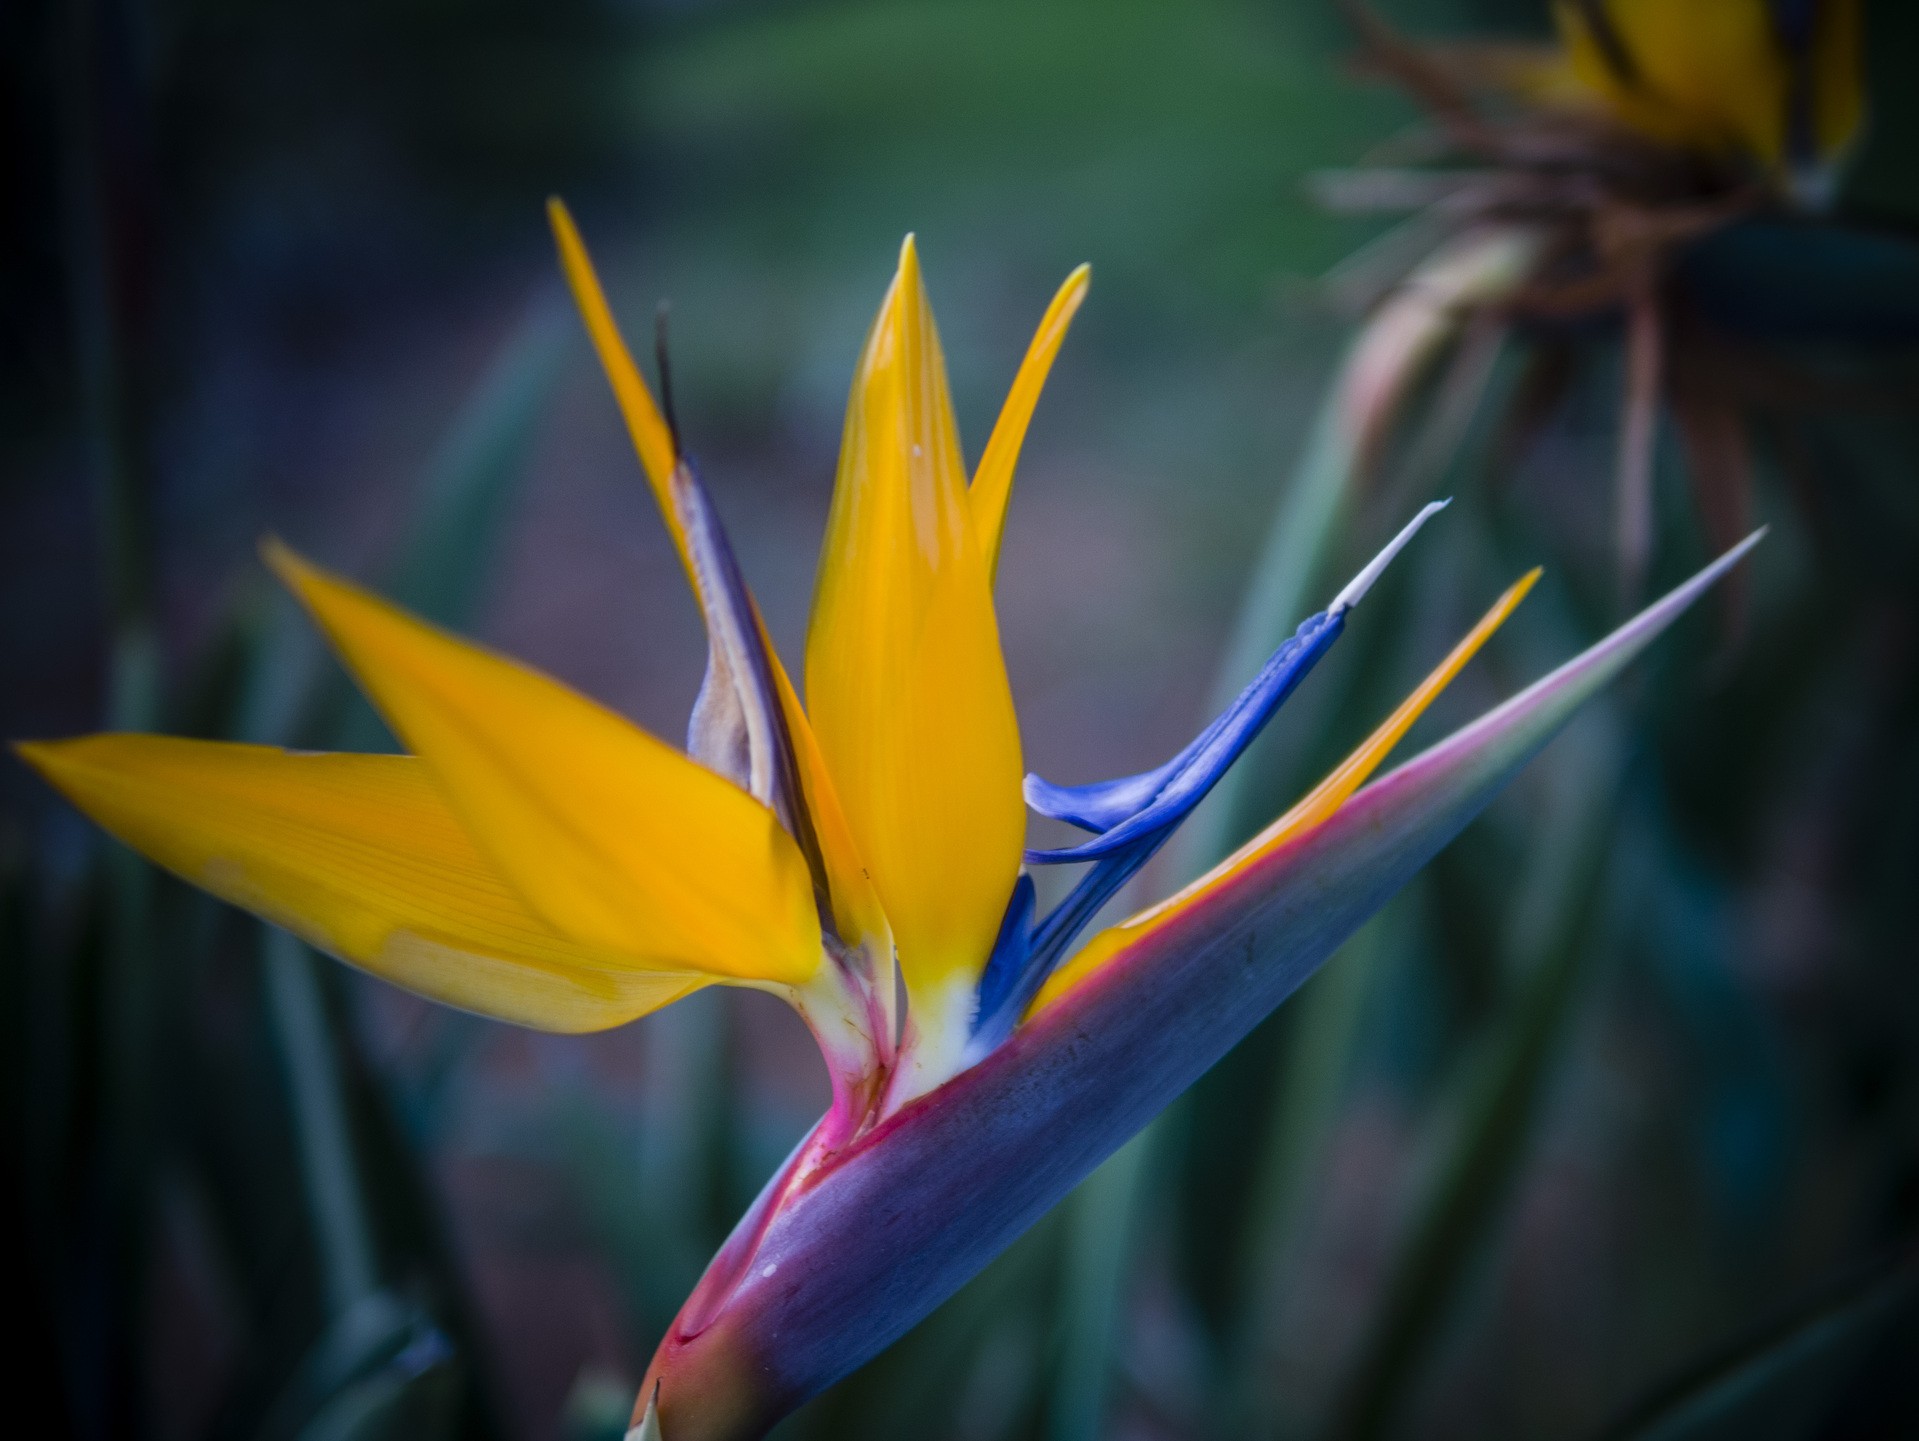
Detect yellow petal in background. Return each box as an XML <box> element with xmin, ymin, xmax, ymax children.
<box><xmin>1031</xmin><ymin>569</ymin><xmax>1538</xmax><ymax>1015</ymax></box>
<box><xmin>1805</xmin><ymin>0</ymin><xmax>1864</xmax><ymax>162</ymax></box>
<box><xmin>970</xmin><ymin>263</ymin><xmax>1089</xmax><ymax>577</ymax></box>
<box><xmin>1554</xmin><ymin>0</ymin><xmax>1788</xmax><ymax>163</ymax></box>
<box><xmin>16</xmin><ymin>736</ymin><xmax>705</xmax><ymax>1032</ymax></box>
<box><xmin>804</xmin><ymin>237</ymin><xmax>1025</xmax><ymax>1019</ymax></box>
<box><xmin>267</xmin><ymin>543</ymin><xmax>822</xmax><ymax>986</ymax></box>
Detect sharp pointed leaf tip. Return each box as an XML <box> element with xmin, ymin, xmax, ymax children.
<box><xmin>1330</xmin><ymin>498</ymin><xmax>1451</xmax><ymax>613</ymax></box>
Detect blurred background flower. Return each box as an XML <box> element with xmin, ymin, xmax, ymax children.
<box><xmin>3</xmin><ymin>2</ymin><xmax>1917</xmax><ymax>1439</ymax></box>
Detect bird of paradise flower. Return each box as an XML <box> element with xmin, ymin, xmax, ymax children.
<box><xmin>1292</xmin><ymin>0</ymin><xmax>1872</xmax><ymax>613</ymax></box>
<box><xmin>16</xmin><ymin>201</ymin><xmax>1760</xmax><ymax>1440</ymax></box>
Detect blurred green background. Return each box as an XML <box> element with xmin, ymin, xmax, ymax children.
<box><xmin>4</xmin><ymin>1</ymin><xmax>1918</xmax><ymax>1438</ymax></box>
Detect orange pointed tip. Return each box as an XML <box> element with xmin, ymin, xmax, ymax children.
<box><xmin>259</xmin><ymin>533</ymin><xmax>301</xmax><ymax>571</ymax></box>
<box><xmin>545</xmin><ymin>199</ymin><xmax>682</xmax><ymax>513</ymax></box>
<box><xmin>967</xmin><ymin>261</ymin><xmax>1094</xmax><ymax>575</ymax></box>
<box><xmin>13</xmin><ymin>738</ymin><xmax>55</xmax><ymax>769</ymax></box>
<box><xmin>884</xmin><ymin>235</ymin><xmax>925</xmax><ymax>319</ymax></box>
<box><xmin>14</xmin><ymin>735</ymin><xmax>110</xmax><ymax>796</ymax></box>
<box><xmin>260</xmin><ymin>536</ymin><xmax>337</xmax><ymax>607</ymax></box>
<box><xmin>547</xmin><ymin>196</ymin><xmax>586</xmax><ymax>254</ymax></box>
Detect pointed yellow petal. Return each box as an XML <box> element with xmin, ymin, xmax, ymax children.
<box><xmin>804</xmin><ymin>237</ymin><xmax>1025</xmax><ymax>1019</ymax></box>
<box><xmin>970</xmin><ymin>264</ymin><xmax>1089</xmax><ymax>576</ymax></box>
<box><xmin>266</xmin><ymin>542</ymin><xmax>821</xmax><ymax>985</ymax></box>
<box><xmin>548</xmin><ymin>197</ymin><xmax>690</xmax><ymax>569</ymax></box>
<box><xmin>1031</xmin><ymin>568</ymin><xmax>1539</xmax><ymax>1015</ymax></box>
<box><xmin>17</xmin><ymin>736</ymin><xmax>705</xmax><ymax>1031</ymax></box>
<box><xmin>1258</xmin><ymin>567</ymin><xmax>1541</xmax><ymax>847</ymax></box>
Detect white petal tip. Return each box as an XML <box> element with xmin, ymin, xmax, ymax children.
<box><xmin>1330</xmin><ymin>498</ymin><xmax>1452</xmax><ymax>615</ymax></box>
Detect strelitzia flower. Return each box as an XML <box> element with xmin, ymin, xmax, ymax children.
<box><xmin>1342</xmin><ymin>0</ymin><xmax>1863</xmax><ymax>202</ymax></box>
<box><xmin>1305</xmin><ymin>2</ymin><xmax>1883</xmax><ymax>608</ymax></box>
<box><xmin>1536</xmin><ymin>0</ymin><xmax>1863</xmax><ymax>202</ymax></box>
<box><xmin>16</xmin><ymin>202</ymin><xmax>1760</xmax><ymax>1440</ymax></box>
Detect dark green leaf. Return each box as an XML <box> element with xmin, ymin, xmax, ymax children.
<box><xmin>1589</xmin><ymin>1257</ymin><xmax>1919</xmax><ymax>1441</ymax></box>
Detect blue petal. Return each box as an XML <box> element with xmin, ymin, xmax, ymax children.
<box><xmin>972</xmin><ymin>873</ymin><xmax>1037</xmax><ymax>1028</ymax></box>
<box><xmin>971</xmin><ymin>835</ymin><xmax>1158</xmax><ymax>1053</ymax></box>
<box><xmin>1023</xmin><ymin>610</ymin><xmax>1344</xmax><ymax>864</ymax></box>
<box><xmin>983</xmin><ymin>612</ymin><xmax>1343</xmax><ymax>1047</ymax></box>
<box><xmin>1022</xmin><ymin>500</ymin><xmax>1450</xmax><ymax>865</ymax></box>
<box><xmin>975</xmin><ymin>611</ymin><xmax>1347</xmax><ymax>1049</ymax></box>
<box><xmin>1023</xmin><ymin>757</ymin><xmax>1186</xmax><ymax>834</ymax></box>
<box><xmin>981</xmin><ymin>502</ymin><xmax>1456</xmax><ymax>1046</ymax></box>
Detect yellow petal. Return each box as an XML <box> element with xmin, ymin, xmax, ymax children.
<box><xmin>804</xmin><ymin>236</ymin><xmax>1025</xmax><ymax>1014</ymax></box>
<box><xmin>1258</xmin><ymin>568</ymin><xmax>1540</xmax><ymax>846</ymax></box>
<box><xmin>266</xmin><ymin>542</ymin><xmax>822</xmax><ymax>985</ymax></box>
<box><xmin>1553</xmin><ymin>0</ymin><xmax>1787</xmax><ymax>163</ymax></box>
<box><xmin>1031</xmin><ymin>568</ymin><xmax>1539</xmax><ymax>1015</ymax></box>
<box><xmin>970</xmin><ymin>264</ymin><xmax>1089</xmax><ymax>576</ymax></box>
<box><xmin>17</xmin><ymin>735</ymin><xmax>705</xmax><ymax>1032</ymax></box>
<box><xmin>548</xmin><ymin>197</ymin><xmax>689</xmax><ymax>568</ymax></box>
<box><xmin>1807</xmin><ymin>0</ymin><xmax>1864</xmax><ymax>161</ymax></box>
